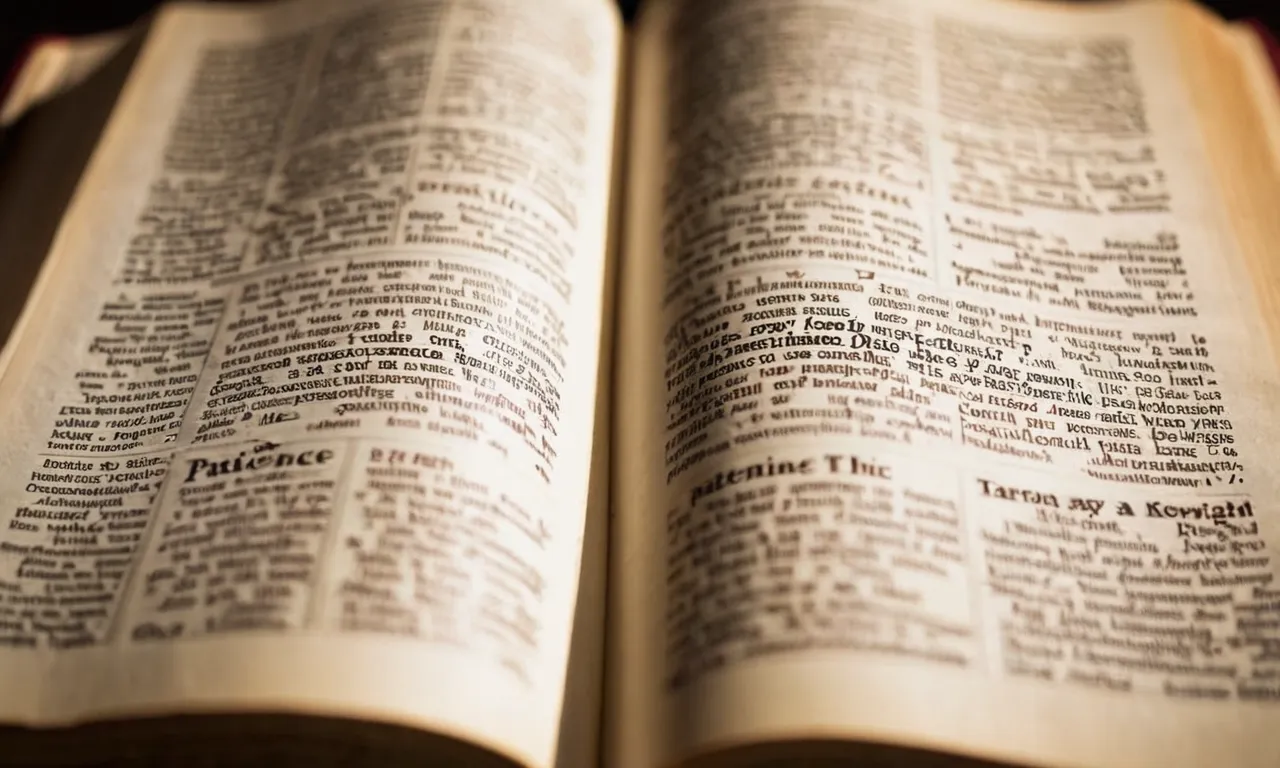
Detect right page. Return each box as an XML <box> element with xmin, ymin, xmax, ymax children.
<box><xmin>611</xmin><ymin>0</ymin><xmax>1280</xmax><ymax>766</ymax></box>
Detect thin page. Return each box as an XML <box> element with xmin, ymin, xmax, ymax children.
<box><xmin>0</xmin><ymin>1</ymin><xmax>620</xmax><ymax>766</ymax></box>
<box><xmin>1228</xmin><ymin>24</ymin><xmax>1280</xmax><ymax>166</ymax></box>
<box><xmin>0</xmin><ymin>31</ymin><xmax>130</xmax><ymax>127</ymax></box>
<box><xmin>611</xmin><ymin>0</ymin><xmax>1280</xmax><ymax>766</ymax></box>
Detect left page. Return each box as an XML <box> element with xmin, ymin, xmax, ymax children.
<box><xmin>0</xmin><ymin>1</ymin><xmax>620</xmax><ymax>767</ymax></box>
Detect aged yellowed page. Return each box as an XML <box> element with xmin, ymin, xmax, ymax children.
<box><xmin>1175</xmin><ymin>10</ymin><xmax>1280</xmax><ymax>359</ymax></box>
<box><xmin>0</xmin><ymin>1</ymin><xmax>620</xmax><ymax>767</ymax></box>
<box><xmin>1226</xmin><ymin>25</ymin><xmax>1280</xmax><ymax>168</ymax></box>
<box><xmin>610</xmin><ymin>0</ymin><xmax>1280</xmax><ymax>766</ymax></box>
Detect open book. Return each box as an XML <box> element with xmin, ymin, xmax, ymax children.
<box><xmin>0</xmin><ymin>0</ymin><xmax>1278</xmax><ymax>765</ymax></box>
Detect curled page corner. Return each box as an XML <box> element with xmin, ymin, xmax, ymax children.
<box><xmin>0</xmin><ymin>31</ymin><xmax>129</xmax><ymax>128</ymax></box>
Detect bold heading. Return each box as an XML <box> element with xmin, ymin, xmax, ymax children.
<box><xmin>184</xmin><ymin>445</ymin><xmax>335</xmax><ymax>483</ymax></box>
<box><xmin>689</xmin><ymin>454</ymin><xmax>890</xmax><ymax>505</ymax></box>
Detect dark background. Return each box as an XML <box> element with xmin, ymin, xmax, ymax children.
<box><xmin>2</xmin><ymin>0</ymin><xmax>1279</xmax><ymax>81</ymax></box>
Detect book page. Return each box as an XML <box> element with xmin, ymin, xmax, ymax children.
<box><xmin>0</xmin><ymin>30</ymin><xmax>145</xmax><ymax>368</ymax></box>
<box><xmin>1182</xmin><ymin>14</ymin><xmax>1280</xmax><ymax>361</ymax></box>
<box><xmin>0</xmin><ymin>1</ymin><xmax>620</xmax><ymax>766</ymax></box>
<box><xmin>1226</xmin><ymin>24</ymin><xmax>1280</xmax><ymax>169</ymax></box>
<box><xmin>610</xmin><ymin>0</ymin><xmax>1280</xmax><ymax>766</ymax></box>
